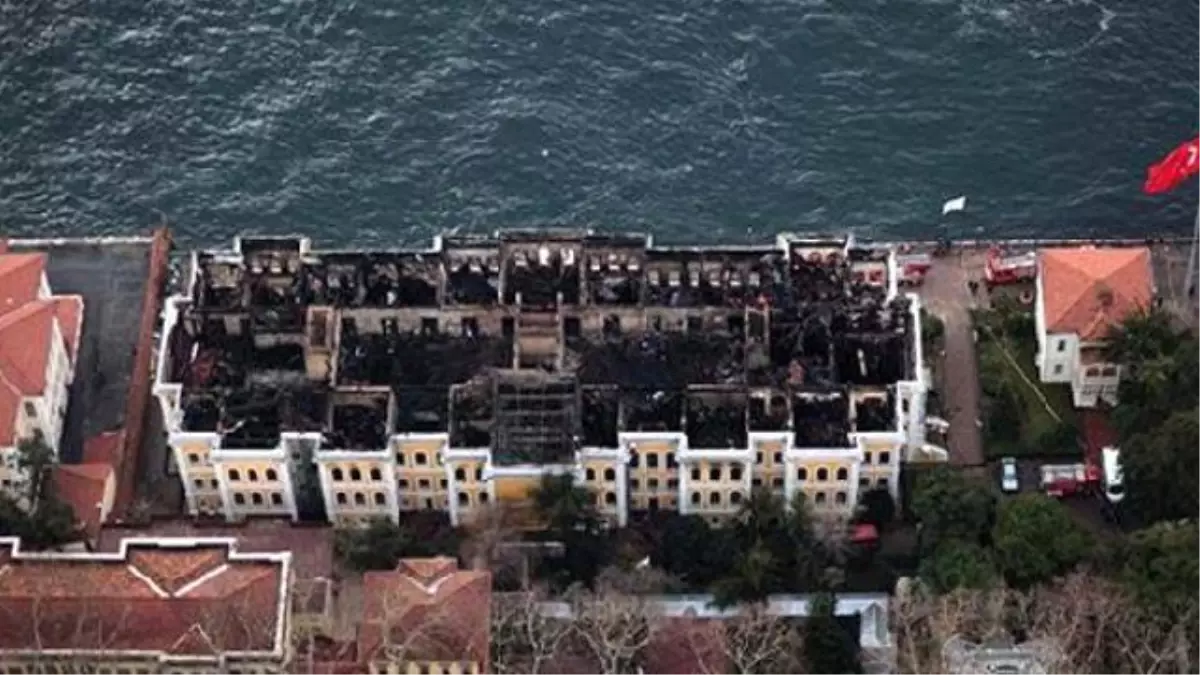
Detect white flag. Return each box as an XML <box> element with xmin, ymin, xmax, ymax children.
<box><xmin>942</xmin><ymin>196</ymin><xmax>967</xmax><ymax>215</ymax></box>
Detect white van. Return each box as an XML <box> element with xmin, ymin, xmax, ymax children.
<box><xmin>1101</xmin><ymin>447</ymin><xmax>1124</xmax><ymax>503</ymax></box>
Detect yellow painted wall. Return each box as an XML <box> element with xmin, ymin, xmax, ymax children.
<box><xmin>494</xmin><ymin>476</ymin><xmax>540</xmax><ymax>502</ymax></box>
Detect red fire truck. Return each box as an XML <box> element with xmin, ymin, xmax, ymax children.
<box><xmin>984</xmin><ymin>246</ymin><xmax>1036</xmax><ymax>286</ymax></box>
<box><xmin>897</xmin><ymin>252</ymin><xmax>933</xmax><ymax>287</ymax></box>
<box><xmin>1040</xmin><ymin>462</ymin><xmax>1101</xmax><ymax>498</ymax></box>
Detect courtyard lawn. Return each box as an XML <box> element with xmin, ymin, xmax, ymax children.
<box><xmin>973</xmin><ymin>301</ymin><xmax>1078</xmax><ymax>459</ymax></box>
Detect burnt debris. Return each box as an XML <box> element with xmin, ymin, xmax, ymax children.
<box><xmin>165</xmin><ymin>232</ymin><xmax>918</xmax><ymax>460</ymax></box>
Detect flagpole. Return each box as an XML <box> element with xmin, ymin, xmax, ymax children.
<box><xmin>1186</xmin><ymin>207</ymin><xmax>1199</xmax><ymax>298</ymax></box>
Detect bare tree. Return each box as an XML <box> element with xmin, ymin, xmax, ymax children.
<box><xmin>460</xmin><ymin>504</ymin><xmax>522</xmax><ymax>572</ymax></box>
<box><xmin>490</xmin><ymin>589</ymin><xmax>573</xmax><ymax>674</ymax></box>
<box><xmin>568</xmin><ymin>576</ymin><xmax>659</xmax><ymax>674</ymax></box>
<box><xmin>16</xmin><ymin>594</ymin><xmax>144</xmax><ymax>672</ymax></box>
<box><xmin>680</xmin><ymin>606</ymin><xmax>803</xmax><ymax>675</ymax></box>
<box><xmin>893</xmin><ymin>574</ymin><xmax>1199</xmax><ymax>675</ymax></box>
<box><xmin>371</xmin><ymin>581</ymin><xmax>481</xmax><ymax>668</ymax></box>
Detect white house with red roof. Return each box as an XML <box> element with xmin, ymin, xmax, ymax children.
<box><xmin>1034</xmin><ymin>246</ymin><xmax>1154</xmax><ymax>408</ymax></box>
<box><xmin>0</xmin><ymin>252</ymin><xmax>84</xmax><ymax>502</ymax></box>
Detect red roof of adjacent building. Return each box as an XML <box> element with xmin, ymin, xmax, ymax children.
<box><xmin>0</xmin><ymin>538</ymin><xmax>290</xmax><ymax>659</ymax></box>
<box><xmin>358</xmin><ymin>558</ymin><xmax>492</xmax><ymax>669</ymax></box>
<box><xmin>51</xmin><ymin>462</ymin><xmax>113</xmax><ymax>541</ymax></box>
<box><xmin>0</xmin><ymin>252</ymin><xmax>84</xmax><ymax>446</ymax></box>
<box><xmin>1040</xmin><ymin>247</ymin><xmax>1154</xmax><ymax>341</ymax></box>
<box><xmin>645</xmin><ymin>617</ymin><xmax>728</xmax><ymax>674</ymax></box>
<box><xmin>0</xmin><ymin>253</ymin><xmax>44</xmax><ymax>315</ymax></box>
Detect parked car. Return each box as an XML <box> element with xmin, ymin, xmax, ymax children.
<box><xmin>1000</xmin><ymin>457</ymin><xmax>1020</xmax><ymax>493</ymax></box>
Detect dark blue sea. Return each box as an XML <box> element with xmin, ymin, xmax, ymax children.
<box><xmin>0</xmin><ymin>0</ymin><xmax>1196</xmax><ymax>246</ymax></box>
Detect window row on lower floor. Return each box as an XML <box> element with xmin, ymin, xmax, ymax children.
<box><xmin>231</xmin><ymin>491</ymin><xmax>285</xmax><ymax>507</ymax></box>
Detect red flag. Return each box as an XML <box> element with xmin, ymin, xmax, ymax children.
<box><xmin>1144</xmin><ymin>137</ymin><xmax>1200</xmax><ymax>194</ymax></box>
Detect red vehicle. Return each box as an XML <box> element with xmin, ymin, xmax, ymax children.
<box><xmin>984</xmin><ymin>246</ymin><xmax>1036</xmax><ymax>286</ymax></box>
<box><xmin>897</xmin><ymin>253</ymin><xmax>932</xmax><ymax>286</ymax></box>
<box><xmin>1041</xmin><ymin>463</ymin><xmax>1100</xmax><ymax>498</ymax></box>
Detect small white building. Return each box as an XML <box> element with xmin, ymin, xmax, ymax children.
<box><xmin>0</xmin><ymin>253</ymin><xmax>83</xmax><ymax>503</ymax></box>
<box><xmin>1034</xmin><ymin>247</ymin><xmax>1153</xmax><ymax>409</ymax></box>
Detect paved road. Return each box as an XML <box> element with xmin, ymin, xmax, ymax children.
<box><xmin>918</xmin><ymin>252</ymin><xmax>985</xmax><ymax>468</ymax></box>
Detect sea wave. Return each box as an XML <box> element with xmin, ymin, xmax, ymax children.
<box><xmin>0</xmin><ymin>0</ymin><xmax>1195</xmax><ymax>246</ymax></box>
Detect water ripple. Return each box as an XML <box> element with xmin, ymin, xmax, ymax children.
<box><xmin>0</xmin><ymin>0</ymin><xmax>1195</xmax><ymax>245</ymax></box>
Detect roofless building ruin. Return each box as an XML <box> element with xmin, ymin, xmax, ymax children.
<box><xmin>154</xmin><ymin>230</ymin><xmax>938</xmax><ymax>527</ymax></box>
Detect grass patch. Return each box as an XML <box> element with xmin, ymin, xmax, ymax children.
<box><xmin>974</xmin><ymin>300</ymin><xmax>1077</xmax><ymax>459</ymax></box>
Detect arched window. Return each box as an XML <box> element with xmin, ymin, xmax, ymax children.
<box><xmin>233</xmin><ymin>493</ymin><xmax>245</xmax><ymax>505</ymax></box>
<box><xmin>266</xmin><ymin>469</ymin><xmax>278</xmax><ymax>481</ymax></box>
<box><xmin>605</xmin><ymin>492</ymin><xmax>617</xmax><ymax>505</ymax></box>
<box><xmin>816</xmin><ymin>468</ymin><xmax>829</xmax><ymax>482</ymax></box>
<box><xmin>691</xmin><ymin>491</ymin><xmax>701</xmax><ymax>505</ymax></box>
<box><xmin>415</xmin><ymin>452</ymin><xmax>428</xmax><ymax>465</ymax></box>
<box><xmin>797</xmin><ymin>468</ymin><xmax>808</xmax><ymax>481</ymax></box>
<box><xmin>251</xmin><ymin>493</ymin><xmax>263</xmax><ymax>505</ymax></box>
<box><xmin>730</xmin><ymin>491</ymin><xmax>743</xmax><ymax>505</ymax></box>
<box><xmin>586</xmin><ymin>468</ymin><xmax>596</xmax><ymax>481</ymax></box>
<box><xmin>709</xmin><ymin>492</ymin><xmax>721</xmax><ymax>505</ymax></box>
<box><xmin>331</xmin><ymin>468</ymin><xmax>344</xmax><ymax>481</ymax></box>
<box><xmin>836</xmin><ymin>467</ymin><xmax>848</xmax><ymax>481</ymax></box>
<box><xmin>350</xmin><ymin>467</ymin><xmax>362</xmax><ymax>482</ymax></box>
<box><xmin>815</xmin><ymin>492</ymin><xmax>827</xmax><ymax>504</ymax></box>
<box><xmin>374</xmin><ymin>492</ymin><xmax>386</xmax><ymax>505</ymax></box>
<box><xmin>336</xmin><ymin>492</ymin><xmax>347</xmax><ymax>504</ymax></box>
<box><xmin>369</xmin><ymin>467</ymin><xmax>382</xmax><ymax>481</ymax></box>
<box><xmin>271</xmin><ymin>493</ymin><xmax>283</xmax><ymax>505</ymax></box>
<box><xmin>835</xmin><ymin>491</ymin><xmax>847</xmax><ymax>504</ymax></box>
<box><xmin>603</xmin><ymin>468</ymin><xmax>616</xmax><ymax>482</ymax></box>
<box><xmin>458</xmin><ymin>492</ymin><xmax>470</xmax><ymax>506</ymax></box>
<box><xmin>247</xmin><ymin>469</ymin><xmax>258</xmax><ymax>482</ymax></box>
<box><xmin>228</xmin><ymin>469</ymin><xmax>241</xmax><ymax>482</ymax></box>
<box><xmin>354</xmin><ymin>493</ymin><xmax>366</xmax><ymax>505</ymax></box>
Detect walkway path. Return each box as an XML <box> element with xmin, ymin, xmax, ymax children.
<box><xmin>918</xmin><ymin>252</ymin><xmax>985</xmax><ymax>468</ymax></box>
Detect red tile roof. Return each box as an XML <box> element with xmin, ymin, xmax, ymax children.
<box><xmin>54</xmin><ymin>295</ymin><xmax>84</xmax><ymax>360</ymax></box>
<box><xmin>84</xmin><ymin>429</ymin><xmax>125</xmax><ymax>466</ymax></box>
<box><xmin>98</xmin><ymin>521</ymin><xmax>333</xmax><ymax>580</ymax></box>
<box><xmin>0</xmin><ymin>300</ymin><xmax>56</xmax><ymax>395</ymax></box>
<box><xmin>51</xmin><ymin>463</ymin><xmax>113</xmax><ymax>541</ymax></box>
<box><xmin>0</xmin><ymin>253</ymin><xmax>44</xmax><ymax>317</ymax></box>
<box><xmin>0</xmin><ymin>385</ymin><xmax>17</xmax><ymax>451</ymax></box>
<box><xmin>0</xmin><ymin>253</ymin><xmax>84</xmax><ymax>448</ymax></box>
<box><xmin>1040</xmin><ymin>247</ymin><xmax>1154</xmax><ymax>341</ymax></box>
<box><xmin>358</xmin><ymin>557</ymin><xmax>492</xmax><ymax>669</ymax></box>
<box><xmin>0</xmin><ymin>538</ymin><xmax>290</xmax><ymax>659</ymax></box>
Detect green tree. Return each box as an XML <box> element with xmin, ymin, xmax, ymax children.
<box><xmin>1111</xmin><ymin>344</ymin><xmax>1197</xmax><ymax>437</ymax></box>
<box><xmin>992</xmin><ymin>493</ymin><xmax>1092</xmax><ymax>588</ymax></box>
<box><xmin>711</xmin><ymin>543</ymin><xmax>783</xmax><ymax>608</ymax></box>
<box><xmin>1122</xmin><ymin>410</ymin><xmax>1199</xmax><ymax>524</ymax></box>
<box><xmin>652</xmin><ymin>513</ymin><xmax>736</xmax><ymax>590</ymax></box>
<box><xmin>334</xmin><ymin>514</ymin><xmax>459</xmax><ymax>572</ymax></box>
<box><xmin>1115</xmin><ymin>520</ymin><xmax>1199</xmax><ymax>620</ymax></box>
<box><xmin>855</xmin><ymin>487</ymin><xmax>896</xmax><ymax>529</ymax></box>
<box><xmin>911</xmin><ymin>466</ymin><xmax>997</xmax><ymax>548</ymax></box>
<box><xmin>801</xmin><ymin>592</ymin><xmax>862</xmax><ymax>674</ymax></box>
<box><xmin>0</xmin><ymin>493</ymin><xmax>78</xmax><ymax>551</ymax></box>
<box><xmin>918</xmin><ymin>540</ymin><xmax>997</xmax><ymax>593</ymax></box>
<box><xmin>22</xmin><ymin>498</ymin><xmax>79</xmax><ymax>550</ymax></box>
<box><xmin>714</xmin><ymin>489</ymin><xmax>833</xmax><ymax>603</ymax></box>
<box><xmin>1105</xmin><ymin>307</ymin><xmax>1182</xmax><ymax>367</ymax></box>
<box><xmin>532</xmin><ymin>473</ymin><xmax>599</xmax><ymax>536</ymax></box>
<box><xmin>16</xmin><ymin>431</ymin><xmax>55</xmax><ymax>505</ymax></box>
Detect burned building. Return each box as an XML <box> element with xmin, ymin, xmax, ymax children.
<box><xmin>154</xmin><ymin>231</ymin><xmax>934</xmax><ymax>527</ymax></box>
